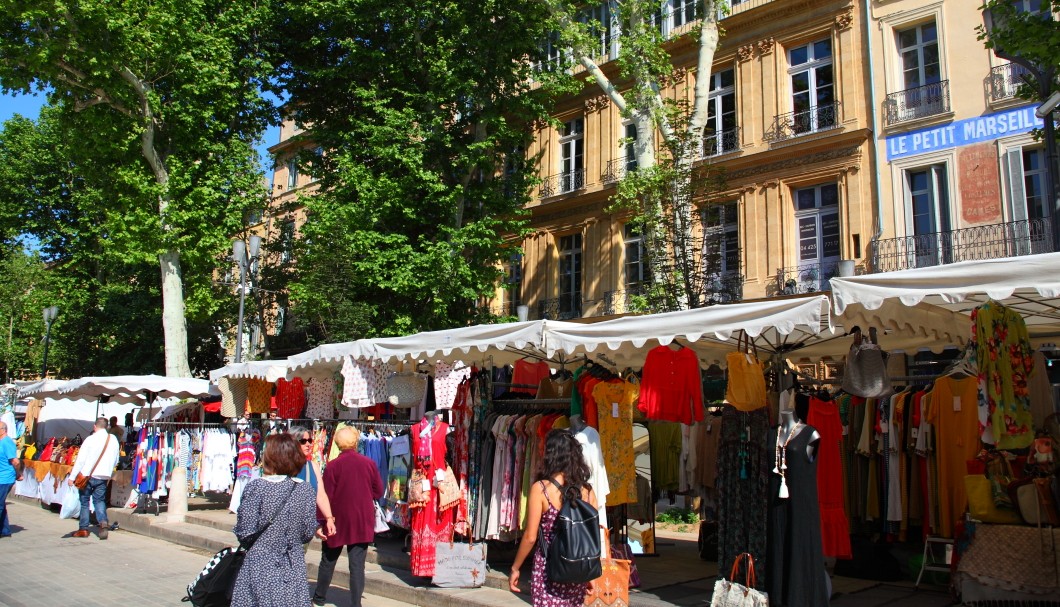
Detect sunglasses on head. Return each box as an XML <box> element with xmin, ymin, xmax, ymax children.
<box><xmin>298</xmin><ymin>438</ymin><xmax>312</xmax><ymax>445</ymax></box>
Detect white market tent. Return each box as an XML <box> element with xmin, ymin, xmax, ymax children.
<box><xmin>57</xmin><ymin>374</ymin><xmax>218</xmax><ymax>401</ymax></box>
<box><xmin>287</xmin><ymin>339</ymin><xmax>380</xmax><ymax>371</ymax></box>
<box><xmin>830</xmin><ymin>252</ymin><xmax>1060</xmax><ymax>344</ymax></box>
<box><xmin>19</xmin><ymin>378</ymin><xmax>144</xmax><ymax>405</ymax></box>
<box><xmin>209</xmin><ymin>360</ymin><xmax>293</xmax><ymax>383</ymax></box>
<box><xmin>545</xmin><ymin>295</ymin><xmax>831</xmax><ymax>367</ymax></box>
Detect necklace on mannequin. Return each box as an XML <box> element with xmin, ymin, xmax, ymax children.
<box><xmin>774</xmin><ymin>422</ymin><xmax>802</xmax><ymax>499</ymax></box>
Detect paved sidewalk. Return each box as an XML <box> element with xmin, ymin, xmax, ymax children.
<box><xmin>0</xmin><ymin>500</ymin><xmax>410</xmax><ymax>607</ymax></box>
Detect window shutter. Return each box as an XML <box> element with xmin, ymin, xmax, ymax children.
<box><xmin>1007</xmin><ymin>148</ymin><xmax>1028</xmax><ymax>222</ymax></box>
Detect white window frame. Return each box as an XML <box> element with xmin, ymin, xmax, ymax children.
<box><xmin>577</xmin><ymin>2</ymin><xmax>621</xmax><ymax>60</ymax></box>
<box><xmin>791</xmin><ymin>183</ymin><xmax>841</xmax><ymax>291</ymax></box>
<box><xmin>901</xmin><ymin>163</ymin><xmax>952</xmax><ymax>267</ymax></box>
<box><xmin>703</xmin><ymin>68</ymin><xmax>737</xmax><ymax>157</ymax></box>
<box><xmin>787</xmin><ymin>38</ymin><xmax>835</xmax><ymax>134</ymax></box>
<box><xmin>999</xmin><ymin>134</ymin><xmax>1052</xmax><ymax>255</ymax></box>
<box><xmin>280</xmin><ymin>220</ymin><xmax>296</xmax><ymax>264</ymax></box>
<box><xmin>623</xmin><ymin>223</ymin><xmax>644</xmax><ymax>291</ymax></box>
<box><xmin>559</xmin><ymin>117</ymin><xmax>584</xmax><ymax>193</ymax></box>
<box><xmin>896</xmin><ymin>21</ymin><xmax>940</xmax><ymax>91</ymax></box>
<box><xmin>623</xmin><ymin>121</ymin><xmax>638</xmax><ymax>173</ymax></box>
<box><xmin>558</xmin><ymin>233</ymin><xmax>582</xmax><ymax>318</ymax></box>
<box><xmin>504</xmin><ymin>252</ymin><xmax>523</xmax><ymax>311</ymax></box>
<box><xmin>878</xmin><ymin>3</ymin><xmax>949</xmax><ymax>104</ymax></box>
<box><xmin>286</xmin><ymin>158</ymin><xmax>299</xmax><ymax>189</ymax></box>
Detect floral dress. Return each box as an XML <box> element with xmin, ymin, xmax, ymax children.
<box><xmin>531</xmin><ymin>483</ymin><xmax>590</xmax><ymax>607</ymax></box>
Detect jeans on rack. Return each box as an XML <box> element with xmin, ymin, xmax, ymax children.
<box><xmin>314</xmin><ymin>541</ymin><xmax>368</xmax><ymax>607</ymax></box>
<box><xmin>79</xmin><ymin>478</ymin><xmax>108</xmax><ymax>530</ymax></box>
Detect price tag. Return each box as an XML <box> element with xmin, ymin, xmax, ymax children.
<box><xmin>880</xmin><ymin>420</ymin><xmax>889</xmax><ymax>433</ymax></box>
<box><xmin>842</xmin><ymin>425</ymin><xmax>849</xmax><ymax>436</ymax></box>
<box><xmin>612</xmin><ymin>402</ymin><xmax>619</xmax><ymax>418</ymax></box>
<box><xmin>435</xmin><ymin>469</ymin><xmax>446</xmax><ymax>483</ymax></box>
<box><xmin>911</xmin><ymin>427</ymin><xmax>919</xmax><ymax>439</ymax></box>
<box><xmin>421</xmin><ymin>478</ymin><xmax>431</xmax><ymax>492</ymax></box>
<box><xmin>952</xmin><ymin>396</ymin><xmax>961</xmax><ymax>412</ymax></box>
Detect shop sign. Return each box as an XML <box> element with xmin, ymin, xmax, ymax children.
<box><xmin>886</xmin><ymin>105</ymin><xmax>1042</xmax><ymax>161</ymax></box>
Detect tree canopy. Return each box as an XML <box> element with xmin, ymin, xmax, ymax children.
<box><xmin>269</xmin><ymin>0</ymin><xmax>567</xmax><ymax>342</ymax></box>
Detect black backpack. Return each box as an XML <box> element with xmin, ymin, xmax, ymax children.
<box><xmin>542</xmin><ymin>478</ymin><xmax>602</xmax><ymax>584</ymax></box>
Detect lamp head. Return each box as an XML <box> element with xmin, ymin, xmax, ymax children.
<box><xmin>249</xmin><ymin>234</ymin><xmax>262</xmax><ymax>259</ymax></box>
<box><xmin>232</xmin><ymin>239</ymin><xmax>247</xmax><ymax>265</ymax></box>
<box><xmin>42</xmin><ymin>305</ymin><xmax>58</xmax><ymax>324</ymax></box>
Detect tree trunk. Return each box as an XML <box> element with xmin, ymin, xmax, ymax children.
<box><xmin>159</xmin><ymin>249</ymin><xmax>192</xmax><ymax>377</ymax></box>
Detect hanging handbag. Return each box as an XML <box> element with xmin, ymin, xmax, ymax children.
<box><xmin>408</xmin><ymin>469</ymin><xmax>430</xmax><ymax>508</ymax></box>
<box><xmin>74</xmin><ymin>435</ymin><xmax>116</xmax><ymax>490</ymax></box>
<box><xmin>841</xmin><ymin>328</ymin><xmax>891</xmax><ymax>399</ymax></box>
<box><xmin>725</xmin><ymin>332</ymin><xmax>766</xmax><ymax>411</ymax></box>
<box><xmin>372</xmin><ymin>500</ymin><xmax>391</xmax><ymax>534</ymax></box>
<box><xmin>436</xmin><ymin>466</ymin><xmax>460</xmax><ymax>512</ymax></box>
<box><xmin>964</xmin><ymin>474</ymin><xmax>1022</xmax><ymax>524</ymax></box>
<box><xmin>585</xmin><ymin>531</ymin><xmax>631</xmax><ymax>607</ymax></box>
<box><xmin>711</xmin><ymin>552</ymin><xmax>768</xmax><ymax>607</ymax></box>
<box><xmin>386</xmin><ymin>372</ymin><xmax>428</xmax><ymax>408</ymax></box>
<box><xmin>432</xmin><ymin>536</ymin><xmax>489</xmax><ymax>588</ymax></box>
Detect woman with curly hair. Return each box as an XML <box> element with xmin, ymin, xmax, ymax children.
<box><xmin>508</xmin><ymin>428</ymin><xmax>598</xmax><ymax>607</ymax></box>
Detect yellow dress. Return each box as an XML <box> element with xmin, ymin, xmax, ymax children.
<box><xmin>592</xmin><ymin>381</ymin><xmax>638</xmax><ymax>505</ymax></box>
<box><xmin>924</xmin><ymin>375</ymin><xmax>980</xmax><ymax>538</ymax></box>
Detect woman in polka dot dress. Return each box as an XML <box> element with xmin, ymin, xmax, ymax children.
<box><xmin>508</xmin><ymin>429</ymin><xmax>598</xmax><ymax>607</ymax></box>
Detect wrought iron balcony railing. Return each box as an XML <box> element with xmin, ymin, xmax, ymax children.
<box><xmin>602</xmin><ymin>158</ymin><xmax>636</xmax><ymax>184</ymax></box>
<box><xmin>776</xmin><ymin>261</ymin><xmax>841</xmax><ymax>295</ymax></box>
<box><xmin>702</xmin><ymin>127</ymin><xmax>741</xmax><ymax>158</ymax></box>
<box><xmin>601</xmin><ymin>287</ymin><xmax>645</xmax><ymax>316</ymax></box>
<box><xmin>764</xmin><ymin>102</ymin><xmax>841</xmax><ymax>143</ymax></box>
<box><xmin>538</xmin><ymin>297</ymin><xmax>581</xmax><ymax>320</ymax></box>
<box><xmin>702</xmin><ymin>271</ymin><xmax>745</xmax><ymax>305</ymax></box>
<box><xmin>538</xmin><ymin>169</ymin><xmax>585</xmax><ymax>198</ymax></box>
<box><xmin>989</xmin><ymin>63</ymin><xmax>1033</xmax><ymax>102</ymax></box>
<box><xmin>884</xmin><ymin>80</ymin><xmax>950</xmax><ymax>126</ymax></box>
<box><xmin>870</xmin><ymin>217</ymin><xmax>1053</xmax><ymax>273</ymax></box>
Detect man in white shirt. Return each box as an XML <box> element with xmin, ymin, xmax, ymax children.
<box><xmin>67</xmin><ymin>418</ymin><xmax>119</xmax><ymax>539</ymax></box>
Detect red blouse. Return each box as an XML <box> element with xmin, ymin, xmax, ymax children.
<box><xmin>638</xmin><ymin>346</ymin><xmax>703</xmax><ymax>424</ymax></box>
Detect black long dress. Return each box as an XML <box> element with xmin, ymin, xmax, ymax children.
<box><xmin>716</xmin><ymin>407</ymin><xmax>771</xmax><ymax>589</ymax></box>
<box><xmin>767</xmin><ymin>425</ymin><xmax>830</xmax><ymax>607</ymax></box>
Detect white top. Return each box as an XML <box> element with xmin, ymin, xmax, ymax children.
<box><xmin>71</xmin><ymin>429</ymin><xmax>120</xmax><ymax>480</ymax></box>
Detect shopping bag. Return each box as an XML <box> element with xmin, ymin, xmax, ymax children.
<box><xmin>373</xmin><ymin>501</ymin><xmax>390</xmax><ymax>534</ymax></box>
<box><xmin>841</xmin><ymin>328</ymin><xmax>890</xmax><ymax>399</ymax></box>
<box><xmin>610</xmin><ymin>541</ymin><xmax>640</xmax><ymax>588</ymax></box>
<box><xmin>59</xmin><ymin>488</ymin><xmax>81</xmax><ymax>520</ymax></box>
<box><xmin>432</xmin><ymin>540</ymin><xmax>488</xmax><ymax>588</ymax></box>
<box><xmin>964</xmin><ymin>475</ymin><xmax>1022</xmax><ymax>525</ymax></box>
<box><xmin>711</xmin><ymin>552</ymin><xmax>768</xmax><ymax>607</ymax></box>
<box><xmin>584</xmin><ymin>556</ymin><xmax>631</xmax><ymax>607</ymax></box>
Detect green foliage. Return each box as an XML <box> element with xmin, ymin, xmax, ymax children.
<box><xmin>0</xmin><ymin>108</ymin><xmax>231</xmax><ymax>378</ymax></box>
<box><xmin>270</xmin><ymin>0</ymin><xmax>564</xmax><ymax>342</ymax></box>
<box><xmin>978</xmin><ymin>1</ymin><xmax>1060</xmax><ymax>74</ymax></box>
<box><xmin>656</xmin><ymin>507</ymin><xmax>698</xmax><ymax>525</ymax></box>
<box><xmin>0</xmin><ymin>0</ymin><xmax>277</xmax><ymax>374</ymax></box>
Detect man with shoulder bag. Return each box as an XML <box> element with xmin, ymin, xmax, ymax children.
<box><xmin>67</xmin><ymin>418</ymin><xmax>120</xmax><ymax>539</ymax></box>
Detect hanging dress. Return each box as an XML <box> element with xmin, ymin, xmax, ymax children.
<box><xmin>807</xmin><ymin>397</ymin><xmax>852</xmax><ymax>559</ymax></box>
<box><xmin>767</xmin><ymin>425</ymin><xmax>829</xmax><ymax>607</ymax></box>
<box><xmin>409</xmin><ymin>418</ymin><xmax>453</xmax><ymax>577</ymax></box>
<box><xmin>716</xmin><ymin>406</ymin><xmax>771</xmax><ymax>588</ymax></box>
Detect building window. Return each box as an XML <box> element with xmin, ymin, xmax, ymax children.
<box><xmin>286</xmin><ymin>158</ymin><xmax>299</xmax><ymax>189</ymax></box>
<box><xmin>274</xmin><ymin>303</ymin><xmax>287</xmax><ymax>336</ymax></box>
<box><xmin>1022</xmin><ymin>148</ymin><xmax>1048</xmax><ymax>220</ymax></box>
<box><xmin>505</xmin><ymin>253</ymin><xmax>523</xmax><ymax>312</ymax></box>
<box><xmin>897</xmin><ymin>22</ymin><xmax>940</xmax><ymax>91</ymax></box>
<box><xmin>788</xmin><ymin>39</ymin><xmax>836</xmax><ymax>134</ymax></box>
<box><xmin>280</xmin><ymin>220</ymin><xmax>296</xmax><ymax>264</ymax></box>
<box><xmin>1004</xmin><ymin>146</ymin><xmax>1052</xmax><ymax>256</ymax></box>
<box><xmin>654</xmin><ymin>0</ymin><xmax>698</xmax><ymax>35</ymax></box>
<box><xmin>624</xmin><ymin>123</ymin><xmax>638</xmax><ymax>172</ymax></box>
<box><xmin>793</xmin><ymin>183</ymin><xmax>841</xmax><ymax>288</ymax></box>
<box><xmin>623</xmin><ymin>223</ymin><xmax>643</xmax><ymax>291</ymax></box>
<box><xmin>704</xmin><ymin>68</ymin><xmax>737</xmax><ymax>157</ymax></box>
<box><xmin>577</xmin><ymin>2</ymin><xmax>619</xmax><ymax>59</ymax></box>
<box><xmin>559</xmin><ymin>233</ymin><xmax>582</xmax><ymax>318</ymax></box>
<box><xmin>702</xmin><ymin>202</ymin><xmax>741</xmax><ymax>302</ymax></box>
<box><xmin>536</xmin><ymin>31</ymin><xmax>564</xmax><ymax>72</ymax></box>
<box><xmin>559</xmin><ymin>118</ymin><xmax>584</xmax><ymax>193</ymax></box>
<box><xmin>903</xmin><ymin>165</ymin><xmax>950</xmax><ymax>267</ymax></box>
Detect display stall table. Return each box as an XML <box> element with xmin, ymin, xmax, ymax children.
<box><xmin>955</xmin><ymin>523</ymin><xmax>1060</xmax><ymax>603</ymax></box>
<box><xmin>15</xmin><ymin>459</ymin><xmax>74</xmax><ymax>505</ymax></box>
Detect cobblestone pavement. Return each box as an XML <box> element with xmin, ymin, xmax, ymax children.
<box><xmin>0</xmin><ymin>500</ymin><xmax>405</xmax><ymax>607</ymax></box>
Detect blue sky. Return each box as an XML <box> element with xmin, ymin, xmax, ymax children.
<box><xmin>0</xmin><ymin>90</ymin><xmax>280</xmax><ymax>177</ymax></box>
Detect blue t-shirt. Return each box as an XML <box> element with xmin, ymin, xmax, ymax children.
<box><xmin>0</xmin><ymin>436</ymin><xmax>17</xmax><ymax>484</ymax></box>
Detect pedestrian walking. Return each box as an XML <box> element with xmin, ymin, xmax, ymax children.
<box><xmin>508</xmin><ymin>429</ymin><xmax>599</xmax><ymax>607</ymax></box>
<box><xmin>67</xmin><ymin>417</ymin><xmax>119</xmax><ymax>539</ymax></box>
<box><xmin>232</xmin><ymin>433</ymin><xmax>318</xmax><ymax>607</ymax></box>
<box><xmin>312</xmin><ymin>426</ymin><xmax>384</xmax><ymax>607</ymax></box>
<box><xmin>291</xmin><ymin>426</ymin><xmax>336</xmax><ymax>535</ymax></box>
<box><xmin>0</xmin><ymin>420</ymin><xmax>24</xmax><ymax>538</ymax></box>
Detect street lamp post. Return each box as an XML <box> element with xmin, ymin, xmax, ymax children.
<box><xmin>40</xmin><ymin>305</ymin><xmax>58</xmax><ymax>378</ymax></box>
<box><xmin>232</xmin><ymin>235</ymin><xmax>262</xmax><ymax>363</ymax></box>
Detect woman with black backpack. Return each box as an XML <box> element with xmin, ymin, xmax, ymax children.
<box><xmin>508</xmin><ymin>429</ymin><xmax>600</xmax><ymax>607</ymax></box>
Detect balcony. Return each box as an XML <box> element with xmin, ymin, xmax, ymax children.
<box><xmin>601</xmin><ymin>287</ymin><xmax>645</xmax><ymax>316</ymax></box>
<box><xmin>702</xmin><ymin>271</ymin><xmax>745</xmax><ymax>305</ymax></box>
<box><xmin>702</xmin><ymin>127</ymin><xmax>741</xmax><ymax>158</ymax></box>
<box><xmin>538</xmin><ymin>297</ymin><xmax>581</xmax><ymax>320</ymax></box>
<box><xmin>989</xmin><ymin>63</ymin><xmax>1033</xmax><ymax>102</ymax></box>
<box><xmin>775</xmin><ymin>260</ymin><xmax>841</xmax><ymax>295</ymax></box>
<box><xmin>602</xmin><ymin>158</ymin><xmax>636</xmax><ymax>184</ymax></box>
<box><xmin>870</xmin><ymin>218</ymin><xmax>1053</xmax><ymax>273</ymax></box>
<box><xmin>884</xmin><ymin>80</ymin><xmax>950</xmax><ymax>127</ymax></box>
<box><xmin>764</xmin><ymin>102</ymin><xmax>841</xmax><ymax>143</ymax></box>
<box><xmin>538</xmin><ymin>169</ymin><xmax>585</xmax><ymax>198</ymax></box>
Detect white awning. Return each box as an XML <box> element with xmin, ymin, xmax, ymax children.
<box><xmin>287</xmin><ymin>339</ymin><xmax>379</xmax><ymax>371</ymax></box>
<box><xmin>209</xmin><ymin>360</ymin><xmax>292</xmax><ymax>382</ymax></box>
<box><xmin>544</xmin><ymin>296</ymin><xmax>831</xmax><ymax>367</ymax></box>
<box><xmin>829</xmin><ymin>253</ymin><xmax>1060</xmax><ymax>338</ymax></box>
<box><xmin>58</xmin><ymin>375</ymin><xmax>218</xmax><ymax>402</ymax></box>
<box><xmin>18</xmin><ymin>379</ymin><xmax>72</xmax><ymax>400</ymax></box>
<box><xmin>366</xmin><ymin>320</ymin><xmax>556</xmax><ymax>365</ymax></box>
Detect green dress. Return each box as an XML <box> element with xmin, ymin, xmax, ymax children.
<box><xmin>973</xmin><ymin>301</ymin><xmax>1034</xmax><ymax>449</ymax></box>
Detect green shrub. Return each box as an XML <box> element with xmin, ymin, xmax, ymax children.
<box><xmin>656</xmin><ymin>507</ymin><xmax>698</xmax><ymax>525</ymax></box>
